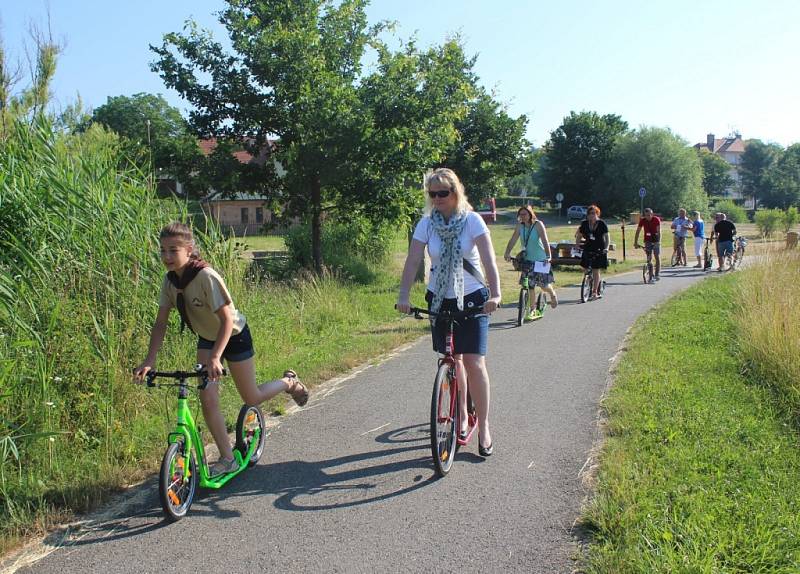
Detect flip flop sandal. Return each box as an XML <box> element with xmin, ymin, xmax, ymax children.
<box><xmin>284</xmin><ymin>370</ymin><xmax>309</xmax><ymax>406</ymax></box>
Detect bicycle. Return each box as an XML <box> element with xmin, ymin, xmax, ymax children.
<box><xmin>635</xmin><ymin>243</ymin><xmax>657</xmax><ymax>284</ymax></box>
<box><xmin>578</xmin><ymin>249</ymin><xmax>607</xmax><ymax>303</ymax></box>
<box><xmin>401</xmin><ymin>305</ymin><xmax>484</xmax><ymax>477</ymax></box>
<box><xmin>511</xmin><ymin>255</ymin><xmax>547</xmax><ymax>326</ymax></box>
<box><xmin>731</xmin><ymin>235</ymin><xmax>747</xmax><ymax>269</ymax></box>
<box><xmin>703</xmin><ymin>237</ymin><xmax>714</xmax><ymax>271</ymax></box>
<box><xmin>144</xmin><ymin>366</ymin><xmax>266</xmax><ymax>521</ymax></box>
<box><xmin>670</xmin><ymin>233</ymin><xmax>688</xmax><ymax>267</ymax></box>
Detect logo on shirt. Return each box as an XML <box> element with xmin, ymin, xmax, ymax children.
<box><xmin>191</xmin><ymin>297</ymin><xmax>203</xmax><ymax>307</ymax></box>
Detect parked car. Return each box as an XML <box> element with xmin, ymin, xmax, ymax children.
<box><xmin>567</xmin><ymin>205</ymin><xmax>588</xmax><ymax>219</ymax></box>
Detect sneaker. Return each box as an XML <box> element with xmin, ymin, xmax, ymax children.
<box><xmin>525</xmin><ymin>309</ymin><xmax>541</xmax><ymax>321</ymax></box>
<box><xmin>210</xmin><ymin>457</ymin><xmax>238</xmax><ymax>476</ymax></box>
<box><xmin>654</xmin><ymin>275</ymin><xmax>660</xmax><ymax>281</ymax></box>
<box><xmin>648</xmin><ymin>277</ymin><xmax>656</xmax><ymax>284</ymax></box>
<box><xmin>693</xmin><ymin>264</ymin><xmax>701</xmax><ymax>268</ymax></box>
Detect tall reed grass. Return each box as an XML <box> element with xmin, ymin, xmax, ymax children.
<box><xmin>0</xmin><ymin>116</ymin><xmax>233</xmax><ymax>551</ymax></box>
<box><xmin>735</xmin><ymin>248</ymin><xmax>800</xmax><ymax>420</ymax></box>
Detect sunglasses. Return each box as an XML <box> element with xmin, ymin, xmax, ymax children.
<box><xmin>427</xmin><ymin>189</ymin><xmax>452</xmax><ymax>199</ymax></box>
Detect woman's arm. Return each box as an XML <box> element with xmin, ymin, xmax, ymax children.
<box><xmin>396</xmin><ymin>239</ymin><xmax>426</xmax><ymax>313</ymax></box>
<box><xmin>503</xmin><ymin>225</ymin><xmax>520</xmax><ymax>261</ymax></box>
<box><xmin>207</xmin><ymin>304</ymin><xmax>235</xmax><ymax>380</ymax></box>
<box><xmin>134</xmin><ymin>305</ymin><xmax>172</xmax><ymax>380</ymax></box>
<box><xmin>534</xmin><ymin>220</ymin><xmax>552</xmax><ymax>259</ymax></box>
<box><xmin>476</xmin><ymin>233</ymin><xmax>501</xmax><ymax>313</ymax></box>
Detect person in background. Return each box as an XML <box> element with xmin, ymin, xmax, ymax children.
<box><xmin>633</xmin><ymin>207</ymin><xmax>662</xmax><ymax>281</ymax></box>
<box><xmin>503</xmin><ymin>205</ymin><xmax>557</xmax><ymax>319</ymax></box>
<box><xmin>691</xmin><ymin>211</ymin><xmax>705</xmax><ymax>268</ymax></box>
<box><xmin>712</xmin><ymin>212</ymin><xmax>736</xmax><ymax>271</ymax></box>
<box><xmin>575</xmin><ymin>205</ymin><xmax>609</xmax><ymax>300</ymax></box>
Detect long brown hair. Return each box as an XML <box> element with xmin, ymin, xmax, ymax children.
<box><xmin>517</xmin><ymin>205</ymin><xmax>536</xmax><ymax>223</ymax></box>
<box><xmin>159</xmin><ymin>222</ymin><xmax>200</xmax><ymax>259</ymax></box>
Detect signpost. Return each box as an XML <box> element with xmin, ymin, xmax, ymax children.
<box><xmin>555</xmin><ymin>193</ymin><xmax>564</xmax><ymax>218</ymax></box>
<box><xmin>639</xmin><ymin>187</ymin><xmax>646</xmax><ymax>215</ymax></box>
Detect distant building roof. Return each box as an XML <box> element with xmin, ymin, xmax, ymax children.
<box><xmin>694</xmin><ymin>133</ymin><xmax>745</xmax><ymax>154</ymax></box>
<box><xmin>201</xmin><ymin>190</ymin><xmax>267</xmax><ymax>203</ymax></box>
<box><xmin>198</xmin><ymin>137</ymin><xmax>275</xmax><ymax>166</ymax></box>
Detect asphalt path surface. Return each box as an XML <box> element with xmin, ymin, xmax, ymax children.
<box><xmin>7</xmin><ymin>265</ymin><xmax>712</xmax><ymax>574</ymax></box>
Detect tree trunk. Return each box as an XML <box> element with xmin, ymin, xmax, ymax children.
<box><xmin>311</xmin><ymin>175</ymin><xmax>323</xmax><ymax>274</ymax></box>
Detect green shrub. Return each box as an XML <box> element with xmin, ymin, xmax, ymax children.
<box><xmin>753</xmin><ymin>208</ymin><xmax>784</xmax><ymax>237</ymax></box>
<box><xmin>782</xmin><ymin>206</ymin><xmax>799</xmax><ymax>232</ymax></box>
<box><xmin>710</xmin><ymin>199</ymin><xmax>747</xmax><ymax>223</ymax></box>
<box><xmin>284</xmin><ymin>216</ymin><xmax>395</xmax><ymax>283</ymax></box>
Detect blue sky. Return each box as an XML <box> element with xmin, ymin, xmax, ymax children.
<box><xmin>1</xmin><ymin>0</ymin><xmax>797</xmax><ymax>148</ymax></box>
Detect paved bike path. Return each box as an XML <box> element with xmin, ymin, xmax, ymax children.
<box><xmin>6</xmin><ymin>266</ymin><xmax>712</xmax><ymax>574</ymax></box>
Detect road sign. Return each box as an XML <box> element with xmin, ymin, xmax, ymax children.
<box><xmin>555</xmin><ymin>193</ymin><xmax>564</xmax><ymax>202</ymax></box>
<box><xmin>639</xmin><ymin>187</ymin><xmax>646</xmax><ymax>198</ymax></box>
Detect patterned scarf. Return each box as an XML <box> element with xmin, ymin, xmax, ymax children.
<box><xmin>430</xmin><ymin>209</ymin><xmax>468</xmax><ymax>312</ymax></box>
<box><xmin>167</xmin><ymin>258</ymin><xmax>209</xmax><ymax>333</ymax></box>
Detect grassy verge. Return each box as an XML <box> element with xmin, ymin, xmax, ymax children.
<box><xmin>580</xmin><ymin>267</ymin><xmax>800</xmax><ymax>572</ymax></box>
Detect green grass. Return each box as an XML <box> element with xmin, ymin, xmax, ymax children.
<box><xmin>580</xmin><ymin>272</ymin><xmax>800</xmax><ymax>572</ymax></box>
<box><xmin>236</xmin><ymin>234</ymin><xmax>286</xmax><ymax>253</ymax></box>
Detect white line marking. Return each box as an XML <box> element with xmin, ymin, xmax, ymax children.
<box><xmin>361</xmin><ymin>423</ymin><xmax>390</xmax><ymax>436</ymax></box>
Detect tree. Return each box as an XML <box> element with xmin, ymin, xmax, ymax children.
<box><xmin>539</xmin><ymin>111</ymin><xmax>628</xmax><ymax>207</ymax></box>
<box><xmin>604</xmin><ymin>127</ymin><xmax>705</xmax><ymax>217</ymax></box>
<box><xmin>90</xmin><ymin>93</ymin><xmax>202</xmax><ymax>191</ymax></box>
<box><xmin>0</xmin><ymin>24</ymin><xmax>61</xmax><ymax>135</ymax></box>
<box><xmin>740</xmin><ymin>139</ymin><xmax>782</xmax><ymax>208</ymax></box>
<box><xmin>151</xmin><ymin>0</ymin><xmax>476</xmax><ymax>271</ymax></box>
<box><xmin>698</xmin><ymin>148</ymin><xmax>734</xmax><ymax>198</ymax></box>
<box><xmin>762</xmin><ymin>144</ymin><xmax>800</xmax><ymax>209</ymax></box>
<box><xmin>441</xmin><ymin>91</ymin><xmax>532</xmax><ymax>206</ymax></box>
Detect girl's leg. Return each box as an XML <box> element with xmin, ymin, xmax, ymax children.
<box><xmin>197</xmin><ymin>349</ymin><xmax>234</xmax><ymax>461</ymax></box>
<box><xmin>592</xmin><ymin>268</ymin><xmax>601</xmax><ymax>296</ymax></box>
<box><xmin>227</xmin><ymin>357</ymin><xmax>294</xmax><ymax>406</ymax></box>
<box><xmin>462</xmin><ymin>353</ymin><xmax>491</xmax><ymax>448</ymax></box>
<box><xmin>543</xmin><ymin>283</ymin><xmax>557</xmax><ymax>307</ymax></box>
<box><xmin>455</xmin><ymin>355</ymin><xmax>468</xmax><ymax>435</ymax></box>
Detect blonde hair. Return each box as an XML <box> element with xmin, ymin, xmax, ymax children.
<box><xmin>423</xmin><ymin>168</ymin><xmax>472</xmax><ymax>215</ymax></box>
<box><xmin>159</xmin><ymin>222</ymin><xmax>200</xmax><ymax>259</ymax></box>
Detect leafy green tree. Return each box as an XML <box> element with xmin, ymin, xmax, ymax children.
<box><xmin>90</xmin><ymin>93</ymin><xmax>202</xmax><ymax>191</ymax></box>
<box><xmin>539</xmin><ymin>111</ymin><xmax>628</xmax><ymax>207</ymax></box>
<box><xmin>762</xmin><ymin>144</ymin><xmax>800</xmax><ymax>209</ymax></box>
<box><xmin>604</xmin><ymin>127</ymin><xmax>705</xmax><ymax>217</ymax></box>
<box><xmin>442</xmin><ymin>92</ymin><xmax>532</xmax><ymax>206</ymax></box>
<box><xmin>698</xmin><ymin>148</ymin><xmax>734</xmax><ymax>198</ymax></box>
<box><xmin>740</xmin><ymin>139</ymin><xmax>782</xmax><ymax>207</ymax></box>
<box><xmin>151</xmin><ymin>0</ymin><xmax>476</xmax><ymax>271</ymax></box>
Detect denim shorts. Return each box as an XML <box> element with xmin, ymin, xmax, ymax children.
<box><xmin>717</xmin><ymin>240</ymin><xmax>734</xmax><ymax>258</ymax></box>
<box><xmin>197</xmin><ymin>323</ymin><xmax>255</xmax><ymax>363</ymax></box>
<box><xmin>425</xmin><ymin>288</ymin><xmax>489</xmax><ymax>356</ymax></box>
<box><xmin>645</xmin><ymin>241</ymin><xmax>661</xmax><ymax>256</ymax></box>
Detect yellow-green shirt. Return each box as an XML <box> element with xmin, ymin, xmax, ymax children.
<box><xmin>158</xmin><ymin>267</ymin><xmax>246</xmax><ymax>341</ymax></box>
